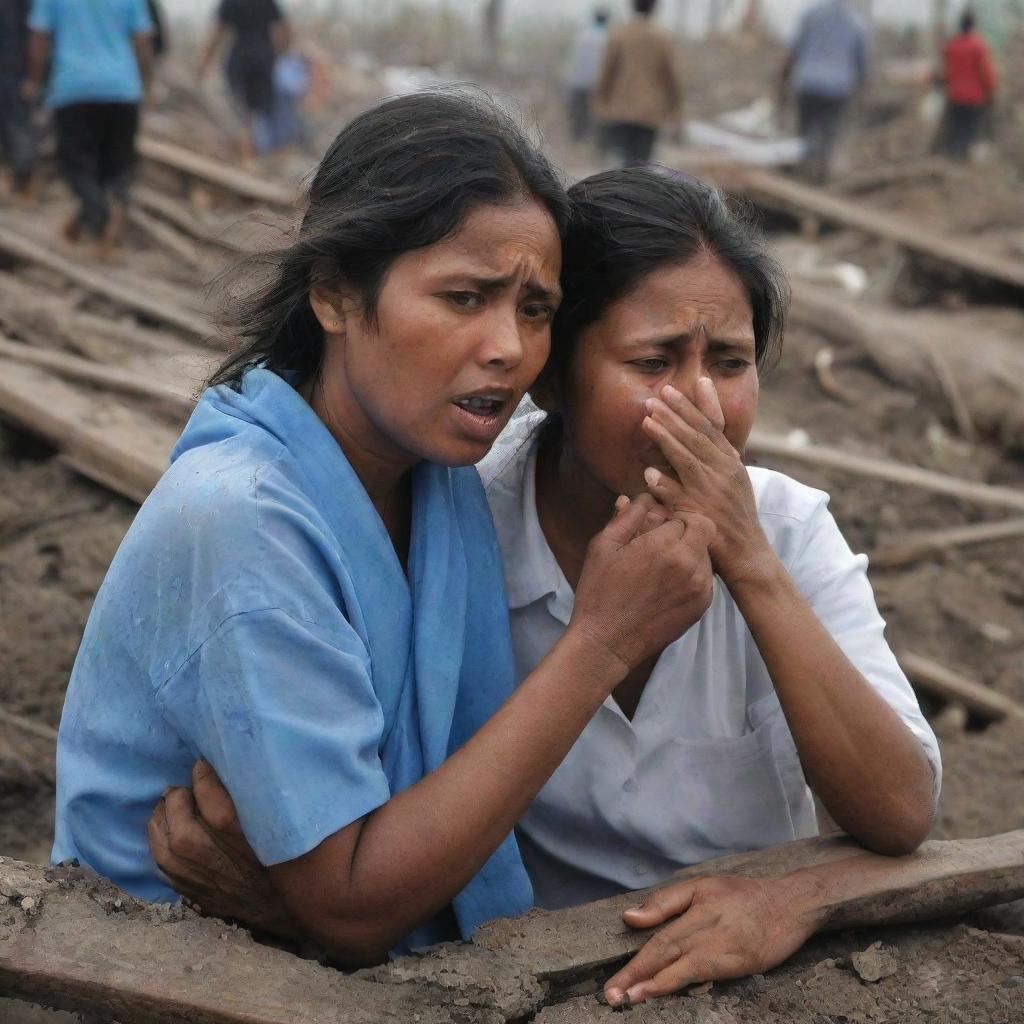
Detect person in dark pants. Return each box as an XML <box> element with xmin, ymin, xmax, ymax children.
<box><xmin>26</xmin><ymin>0</ymin><xmax>153</xmax><ymax>260</ymax></box>
<box><xmin>782</xmin><ymin>0</ymin><xmax>868</xmax><ymax>184</ymax></box>
<box><xmin>198</xmin><ymin>0</ymin><xmax>290</xmax><ymax>164</ymax></box>
<box><xmin>592</xmin><ymin>0</ymin><xmax>684</xmax><ymax>167</ymax></box>
<box><xmin>938</xmin><ymin>10</ymin><xmax>996</xmax><ymax>161</ymax></box>
<box><xmin>0</xmin><ymin>0</ymin><xmax>37</xmax><ymax>199</ymax></box>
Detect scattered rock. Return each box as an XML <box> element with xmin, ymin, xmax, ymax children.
<box><xmin>850</xmin><ymin>942</ymin><xmax>899</xmax><ymax>983</ymax></box>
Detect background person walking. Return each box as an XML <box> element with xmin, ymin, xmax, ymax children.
<box><xmin>592</xmin><ymin>0</ymin><xmax>684</xmax><ymax>167</ymax></box>
<box><xmin>938</xmin><ymin>9</ymin><xmax>997</xmax><ymax>161</ymax></box>
<box><xmin>782</xmin><ymin>0</ymin><xmax>869</xmax><ymax>184</ymax></box>
<box><xmin>0</xmin><ymin>0</ymin><xmax>37</xmax><ymax>201</ymax></box>
<box><xmin>25</xmin><ymin>0</ymin><xmax>153</xmax><ymax>261</ymax></box>
<box><xmin>198</xmin><ymin>0</ymin><xmax>291</xmax><ymax>165</ymax></box>
<box><xmin>564</xmin><ymin>7</ymin><xmax>609</xmax><ymax>144</ymax></box>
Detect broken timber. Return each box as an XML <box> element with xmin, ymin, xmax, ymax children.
<box><xmin>138</xmin><ymin>135</ymin><xmax>296</xmax><ymax>209</ymax></box>
<box><xmin>898</xmin><ymin>651</ymin><xmax>1024</xmax><ymax>724</ymax></box>
<box><xmin>0</xmin><ymin>221</ymin><xmax>211</xmax><ymax>339</ymax></box>
<box><xmin>747</xmin><ymin>430</ymin><xmax>1024</xmax><ymax>514</ymax></box>
<box><xmin>871</xmin><ymin>517</ymin><xmax>1024</xmax><ymax>568</ymax></box>
<box><xmin>3</xmin><ymin>831</ymin><xmax>1023</xmax><ymax>1023</ymax></box>
<box><xmin>707</xmin><ymin>164</ymin><xmax>1024</xmax><ymax>292</ymax></box>
<box><xmin>0</xmin><ymin>360</ymin><xmax>175</xmax><ymax>504</ymax></box>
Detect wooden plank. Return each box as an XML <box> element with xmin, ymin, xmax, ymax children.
<box><xmin>0</xmin><ymin>222</ymin><xmax>212</xmax><ymax>339</ymax></box>
<box><xmin>898</xmin><ymin>651</ymin><xmax>1024</xmax><ymax>723</ymax></box>
<box><xmin>710</xmin><ymin>164</ymin><xmax>1024</xmax><ymax>291</ymax></box>
<box><xmin>138</xmin><ymin>136</ymin><xmax>297</xmax><ymax>209</ymax></box>
<box><xmin>746</xmin><ymin>429</ymin><xmax>1024</xmax><ymax>513</ymax></box>
<box><xmin>129</xmin><ymin>205</ymin><xmax>207</xmax><ymax>270</ymax></box>
<box><xmin>0</xmin><ymin>360</ymin><xmax>174</xmax><ymax>504</ymax></box>
<box><xmin>0</xmin><ymin>335</ymin><xmax>195</xmax><ymax>417</ymax></box>
<box><xmin>0</xmin><ymin>859</ymin><xmax>459</xmax><ymax>1024</ymax></box>
<box><xmin>474</xmin><ymin>831</ymin><xmax>1024</xmax><ymax>977</ymax></box>
<box><xmin>134</xmin><ymin>185</ymin><xmax>250</xmax><ymax>254</ymax></box>
<box><xmin>871</xmin><ymin>517</ymin><xmax>1024</xmax><ymax>568</ymax></box>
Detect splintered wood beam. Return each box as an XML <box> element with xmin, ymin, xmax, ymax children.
<box><xmin>871</xmin><ymin>517</ymin><xmax>1024</xmax><ymax>568</ymax></box>
<box><xmin>898</xmin><ymin>651</ymin><xmax>1024</xmax><ymax>723</ymax></box>
<box><xmin>138</xmin><ymin>136</ymin><xmax>297</xmax><ymax>208</ymax></box>
<box><xmin>134</xmin><ymin>185</ymin><xmax>250</xmax><ymax>254</ymax></box>
<box><xmin>0</xmin><ymin>360</ymin><xmax>175</xmax><ymax>504</ymax></box>
<box><xmin>746</xmin><ymin>429</ymin><xmax>1024</xmax><ymax>513</ymax></box>
<box><xmin>0</xmin><ymin>222</ymin><xmax>212</xmax><ymax>339</ymax></box>
<box><xmin>0</xmin><ymin>335</ymin><xmax>196</xmax><ymax>417</ymax></box>
<box><xmin>472</xmin><ymin>831</ymin><xmax>1024</xmax><ymax>976</ymax></box>
<box><xmin>0</xmin><ymin>860</ymin><xmax>458</xmax><ymax>1024</ymax></box>
<box><xmin>713</xmin><ymin>165</ymin><xmax>1024</xmax><ymax>292</ymax></box>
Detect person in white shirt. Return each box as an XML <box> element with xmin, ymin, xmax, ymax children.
<box><xmin>564</xmin><ymin>7</ymin><xmax>609</xmax><ymax>142</ymax></box>
<box><xmin>146</xmin><ymin>166</ymin><xmax>941</xmax><ymax>1007</ymax></box>
<box><xmin>481</xmin><ymin>166</ymin><xmax>939</xmax><ymax>1003</ymax></box>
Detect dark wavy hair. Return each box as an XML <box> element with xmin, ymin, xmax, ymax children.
<box><xmin>542</xmin><ymin>167</ymin><xmax>788</xmax><ymax>395</ymax></box>
<box><xmin>209</xmin><ymin>90</ymin><xmax>569</xmax><ymax>389</ymax></box>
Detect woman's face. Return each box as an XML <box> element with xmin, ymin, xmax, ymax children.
<box><xmin>317</xmin><ymin>199</ymin><xmax>562</xmax><ymax>469</ymax></box>
<box><xmin>559</xmin><ymin>255</ymin><xmax>759</xmax><ymax>499</ymax></box>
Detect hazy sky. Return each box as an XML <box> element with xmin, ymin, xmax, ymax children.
<box><xmin>162</xmin><ymin>0</ymin><xmax>935</xmax><ymax>37</ymax></box>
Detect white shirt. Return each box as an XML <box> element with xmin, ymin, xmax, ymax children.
<box><xmin>479</xmin><ymin>416</ymin><xmax>942</xmax><ymax>910</ymax></box>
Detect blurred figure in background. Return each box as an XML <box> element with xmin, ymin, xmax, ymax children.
<box><xmin>782</xmin><ymin>0</ymin><xmax>869</xmax><ymax>184</ymax></box>
<box><xmin>0</xmin><ymin>0</ymin><xmax>37</xmax><ymax>201</ymax></box>
<box><xmin>25</xmin><ymin>0</ymin><xmax>153</xmax><ymax>260</ymax></box>
<box><xmin>145</xmin><ymin>0</ymin><xmax>166</xmax><ymax>61</ymax></box>
<box><xmin>199</xmin><ymin>0</ymin><xmax>291</xmax><ymax>165</ymax></box>
<box><xmin>592</xmin><ymin>0</ymin><xmax>684</xmax><ymax>167</ymax></box>
<box><xmin>938</xmin><ymin>9</ymin><xmax>996</xmax><ymax>161</ymax></box>
<box><xmin>565</xmin><ymin>7</ymin><xmax>609</xmax><ymax>144</ymax></box>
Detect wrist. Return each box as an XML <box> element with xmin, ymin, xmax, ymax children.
<box><xmin>561</xmin><ymin>618</ymin><xmax>632</xmax><ymax>693</ymax></box>
<box><xmin>776</xmin><ymin>867</ymin><xmax>833</xmax><ymax>933</ymax></box>
<box><xmin>717</xmin><ymin>532</ymin><xmax>782</xmax><ymax>593</ymax></box>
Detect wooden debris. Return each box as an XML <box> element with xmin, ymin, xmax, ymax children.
<box><xmin>134</xmin><ymin>185</ymin><xmax>249</xmax><ymax>254</ymax></box>
<box><xmin>0</xmin><ymin>335</ymin><xmax>195</xmax><ymax>417</ymax></box>
<box><xmin>714</xmin><ymin>165</ymin><xmax>1024</xmax><ymax>292</ymax></box>
<box><xmin>0</xmin><ymin>708</ymin><xmax>57</xmax><ymax>745</ymax></box>
<box><xmin>0</xmin><ymin>860</ymin><xmax>458</xmax><ymax>1024</ymax></box>
<box><xmin>812</xmin><ymin>345</ymin><xmax>856</xmax><ymax>403</ymax></box>
<box><xmin>0</xmin><ymin>360</ymin><xmax>175</xmax><ymax>504</ymax></box>
<box><xmin>0</xmin><ymin>221</ymin><xmax>211</xmax><ymax>339</ymax></box>
<box><xmin>474</xmin><ymin>830</ymin><xmax>1024</xmax><ymax>975</ymax></box>
<box><xmin>128</xmin><ymin>205</ymin><xmax>206</xmax><ymax>270</ymax></box>
<box><xmin>897</xmin><ymin>651</ymin><xmax>1024</xmax><ymax>724</ymax></box>
<box><xmin>138</xmin><ymin>135</ymin><xmax>296</xmax><ymax>208</ymax></box>
<box><xmin>746</xmin><ymin>430</ymin><xmax>1024</xmax><ymax>513</ymax></box>
<box><xmin>870</xmin><ymin>517</ymin><xmax>1024</xmax><ymax>568</ymax></box>
<box><xmin>833</xmin><ymin>158</ymin><xmax>951</xmax><ymax>196</ymax></box>
<box><xmin>924</xmin><ymin>347</ymin><xmax>978</xmax><ymax>443</ymax></box>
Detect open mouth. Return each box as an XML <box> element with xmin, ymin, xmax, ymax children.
<box><xmin>452</xmin><ymin>395</ymin><xmax>506</xmax><ymax>419</ymax></box>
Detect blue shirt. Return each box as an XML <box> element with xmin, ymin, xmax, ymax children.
<box><xmin>790</xmin><ymin>0</ymin><xmax>868</xmax><ymax>100</ymax></box>
<box><xmin>53</xmin><ymin>368</ymin><xmax>533</xmax><ymax>951</ymax></box>
<box><xmin>29</xmin><ymin>0</ymin><xmax>151</xmax><ymax>108</ymax></box>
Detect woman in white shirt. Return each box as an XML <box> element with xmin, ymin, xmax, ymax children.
<box><xmin>148</xmin><ymin>166</ymin><xmax>940</xmax><ymax>1005</ymax></box>
<box><xmin>481</xmin><ymin>166</ymin><xmax>939</xmax><ymax>1002</ymax></box>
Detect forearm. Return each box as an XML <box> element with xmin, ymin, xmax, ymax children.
<box><xmin>271</xmin><ymin>626</ymin><xmax>626</xmax><ymax>960</ymax></box>
<box><xmin>198</xmin><ymin>25</ymin><xmax>225</xmax><ymax>77</ymax></box>
<box><xmin>134</xmin><ymin>36</ymin><xmax>154</xmax><ymax>92</ymax></box>
<box><xmin>271</xmin><ymin>20</ymin><xmax>291</xmax><ymax>55</ymax></box>
<box><xmin>728</xmin><ymin>556</ymin><xmax>934</xmax><ymax>855</ymax></box>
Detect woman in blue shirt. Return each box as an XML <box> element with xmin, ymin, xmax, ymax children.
<box><xmin>53</xmin><ymin>92</ymin><xmax>717</xmax><ymax>958</ymax></box>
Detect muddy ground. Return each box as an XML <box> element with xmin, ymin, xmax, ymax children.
<box><xmin>2</xmin><ymin>19</ymin><xmax>1024</xmax><ymax>1023</ymax></box>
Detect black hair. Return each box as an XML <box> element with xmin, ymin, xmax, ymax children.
<box><xmin>633</xmin><ymin>0</ymin><xmax>658</xmax><ymax>14</ymax></box>
<box><xmin>960</xmin><ymin>8</ymin><xmax>975</xmax><ymax>32</ymax></box>
<box><xmin>208</xmin><ymin>90</ymin><xmax>569</xmax><ymax>390</ymax></box>
<box><xmin>544</xmin><ymin>167</ymin><xmax>788</xmax><ymax>393</ymax></box>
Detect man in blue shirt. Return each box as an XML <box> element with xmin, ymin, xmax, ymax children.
<box><xmin>782</xmin><ymin>0</ymin><xmax>869</xmax><ymax>184</ymax></box>
<box><xmin>25</xmin><ymin>0</ymin><xmax>152</xmax><ymax>260</ymax></box>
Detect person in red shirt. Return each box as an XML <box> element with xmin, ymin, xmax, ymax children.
<box><xmin>940</xmin><ymin>9</ymin><xmax>997</xmax><ymax>160</ymax></box>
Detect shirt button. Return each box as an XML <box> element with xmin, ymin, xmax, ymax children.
<box><xmin>633</xmin><ymin>862</ymin><xmax>648</xmax><ymax>876</ymax></box>
<box><xmin>622</xmin><ymin>778</ymin><xmax>638</xmax><ymax>794</ymax></box>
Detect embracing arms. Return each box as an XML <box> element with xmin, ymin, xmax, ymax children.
<box><xmin>152</xmin><ymin>497</ymin><xmax>716</xmax><ymax>966</ymax></box>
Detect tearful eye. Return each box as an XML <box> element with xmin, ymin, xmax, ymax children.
<box><xmin>521</xmin><ymin>303</ymin><xmax>554</xmax><ymax>321</ymax></box>
<box><xmin>446</xmin><ymin>292</ymin><xmax>484</xmax><ymax>310</ymax></box>
<box><xmin>631</xmin><ymin>358</ymin><xmax>669</xmax><ymax>372</ymax></box>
